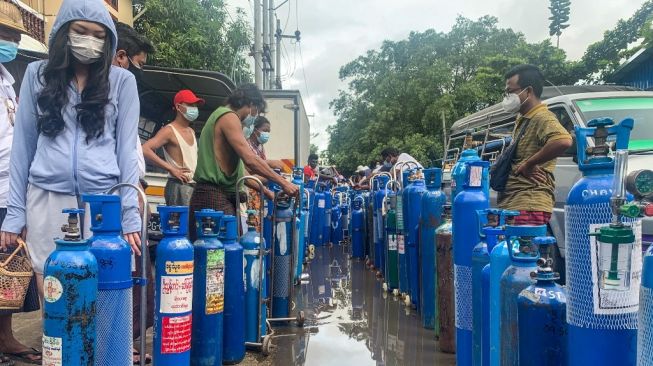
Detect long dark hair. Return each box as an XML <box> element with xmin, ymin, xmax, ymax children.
<box><xmin>37</xmin><ymin>23</ymin><xmax>113</xmax><ymax>142</ymax></box>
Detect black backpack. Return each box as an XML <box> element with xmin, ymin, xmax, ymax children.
<box><xmin>489</xmin><ymin>119</ymin><xmax>531</xmax><ymax>192</ymax></box>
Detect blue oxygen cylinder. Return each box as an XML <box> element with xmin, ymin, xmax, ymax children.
<box><xmin>518</xmin><ymin>236</ymin><xmax>567</xmax><ymax>366</ymax></box>
<box><xmin>304</xmin><ymin>189</ymin><xmax>312</xmax><ymax>248</ymax></box>
<box><xmin>366</xmin><ymin>189</ymin><xmax>375</xmax><ymax>264</ymax></box>
<box><xmin>385</xmin><ymin>187</ymin><xmax>400</xmax><ymax>292</ymax></box>
<box><xmin>407</xmin><ymin>169</ymin><xmax>428</xmax><ymax>309</ymax></box>
<box><xmin>323</xmin><ymin>188</ymin><xmax>333</xmax><ymax>245</ymax></box>
<box><xmin>331</xmin><ymin>193</ymin><xmax>343</xmax><ymax>244</ymax></box>
<box><xmin>374</xmin><ymin>175</ymin><xmax>390</xmax><ymax>276</ymax></box>
<box><xmin>84</xmin><ymin>195</ymin><xmax>133</xmax><ymax>366</ymax></box>
<box><xmin>242</xmin><ymin>210</ymin><xmax>267</xmax><ymax>344</ymax></box>
<box><xmin>296</xmin><ymin>190</ymin><xmax>310</xmax><ymax>281</ymax></box>
<box><xmin>453</xmin><ymin>161</ymin><xmax>489</xmax><ymax>366</ymax></box>
<box><xmin>292</xmin><ymin>169</ymin><xmax>307</xmax><ymax>281</ymax></box>
<box><xmin>272</xmin><ymin>195</ymin><xmax>295</xmax><ymax>318</ymax></box>
<box><xmin>499</xmin><ymin>225</ymin><xmax>546</xmax><ymax>366</ymax></box>
<box><xmin>351</xmin><ymin>196</ymin><xmax>365</xmax><ymax>259</ymax></box>
<box><xmin>222</xmin><ymin>215</ymin><xmax>246</xmax><ymax>364</ymax></box>
<box><xmin>420</xmin><ymin>168</ymin><xmax>445</xmax><ymax>328</ymax></box>
<box><xmin>450</xmin><ymin>131</ymin><xmax>490</xmax><ymax>200</ymax></box>
<box><xmin>565</xmin><ymin>117</ymin><xmax>637</xmax><ymax>366</ymax></box>
<box><xmin>481</xmin><ymin>264</ymin><xmax>492</xmax><ymax>364</ymax></box>
<box><xmin>42</xmin><ymin>209</ymin><xmax>98</xmax><ymax>366</ymax></box>
<box><xmin>488</xmin><ymin>210</ymin><xmax>521</xmax><ymax>366</ymax></box>
<box><xmin>311</xmin><ymin>185</ymin><xmax>326</xmax><ymax>247</ymax></box>
<box><xmin>471</xmin><ymin>208</ymin><xmax>501</xmax><ymax>366</ymax></box>
<box><xmin>191</xmin><ymin>209</ymin><xmax>225</xmax><ymax>366</ymax></box>
<box><xmin>399</xmin><ymin>170</ymin><xmax>414</xmax><ymax>300</ymax></box>
<box><xmin>339</xmin><ymin>187</ymin><xmax>350</xmax><ymax>241</ymax></box>
<box><xmin>153</xmin><ymin>206</ymin><xmax>194</xmax><ymax>365</ymax></box>
<box><xmin>639</xmin><ymin>243</ymin><xmax>653</xmax><ymax>365</ymax></box>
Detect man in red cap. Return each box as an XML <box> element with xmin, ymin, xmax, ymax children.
<box><xmin>142</xmin><ymin>89</ymin><xmax>204</xmax><ymax>206</ymax></box>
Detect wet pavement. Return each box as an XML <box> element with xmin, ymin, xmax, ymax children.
<box><xmin>266</xmin><ymin>244</ymin><xmax>456</xmax><ymax>366</ymax></box>
<box><xmin>12</xmin><ymin>242</ymin><xmax>456</xmax><ymax>365</ymax></box>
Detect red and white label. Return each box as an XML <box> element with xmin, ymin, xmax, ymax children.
<box><xmin>398</xmin><ymin>235</ymin><xmax>405</xmax><ymax>254</ymax></box>
<box><xmin>161</xmin><ymin>315</ymin><xmax>192</xmax><ymax>354</ymax></box>
<box><xmin>160</xmin><ymin>275</ymin><xmax>193</xmax><ymax>313</ymax></box>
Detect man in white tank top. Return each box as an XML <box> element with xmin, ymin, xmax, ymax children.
<box><xmin>142</xmin><ymin>89</ymin><xmax>202</xmax><ymax>205</ymax></box>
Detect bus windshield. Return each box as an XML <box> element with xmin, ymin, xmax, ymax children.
<box><xmin>575</xmin><ymin>97</ymin><xmax>653</xmax><ymax>151</ymax></box>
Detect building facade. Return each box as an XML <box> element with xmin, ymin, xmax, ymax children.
<box><xmin>610</xmin><ymin>47</ymin><xmax>653</xmax><ymax>91</ymax></box>
<box><xmin>10</xmin><ymin>0</ymin><xmax>133</xmax><ymax>44</ymax></box>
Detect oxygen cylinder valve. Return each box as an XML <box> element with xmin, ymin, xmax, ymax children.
<box><xmin>168</xmin><ymin>212</ymin><xmax>181</xmax><ymax>230</ymax></box>
<box><xmin>585</xmin><ymin>118</ymin><xmax>613</xmax><ymax>160</ymax></box>
<box><xmin>246</xmin><ymin>209</ymin><xmax>258</xmax><ymax>227</ymax></box>
<box><xmin>61</xmin><ymin>208</ymin><xmax>84</xmax><ymax>241</ymax></box>
<box><xmin>530</xmin><ymin>236</ymin><xmax>559</xmax><ymax>281</ymax></box>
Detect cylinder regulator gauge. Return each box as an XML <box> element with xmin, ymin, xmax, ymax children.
<box><xmin>626</xmin><ymin>170</ymin><xmax>653</xmax><ymax>198</ymax></box>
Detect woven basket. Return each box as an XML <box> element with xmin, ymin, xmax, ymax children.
<box><xmin>0</xmin><ymin>238</ymin><xmax>33</xmax><ymax>310</ymax></box>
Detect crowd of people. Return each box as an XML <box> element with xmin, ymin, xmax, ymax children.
<box><xmin>0</xmin><ymin>0</ymin><xmax>300</xmax><ymax>364</ymax></box>
<box><xmin>0</xmin><ymin>0</ymin><xmax>572</xmax><ymax>364</ymax></box>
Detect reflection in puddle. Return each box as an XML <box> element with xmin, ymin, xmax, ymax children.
<box><xmin>268</xmin><ymin>245</ymin><xmax>456</xmax><ymax>366</ymax></box>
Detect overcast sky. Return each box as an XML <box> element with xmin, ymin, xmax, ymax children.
<box><xmin>229</xmin><ymin>0</ymin><xmax>647</xmax><ymax>150</ymax></box>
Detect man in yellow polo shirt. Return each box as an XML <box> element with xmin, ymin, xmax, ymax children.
<box><xmin>497</xmin><ymin>65</ymin><xmax>573</xmax><ymax>225</ymax></box>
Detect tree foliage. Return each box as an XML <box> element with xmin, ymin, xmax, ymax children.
<box><xmin>549</xmin><ymin>0</ymin><xmax>571</xmax><ymax>47</ymax></box>
<box><xmin>133</xmin><ymin>0</ymin><xmax>252</xmax><ymax>82</ymax></box>
<box><xmin>577</xmin><ymin>0</ymin><xmax>653</xmax><ymax>81</ymax></box>
<box><xmin>327</xmin><ymin>16</ymin><xmax>579</xmax><ymax>175</ymax></box>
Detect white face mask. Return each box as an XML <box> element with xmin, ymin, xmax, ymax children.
<box><xmin>501</xmin><ymin>89</ymin><xmax>528</xmax><ymax>114</ymax></box>
<box><xmin>68</xmin><ymin>31</ymin><xmax>105</xmax><ymax>64</ymax></box>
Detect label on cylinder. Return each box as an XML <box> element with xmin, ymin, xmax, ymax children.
<box><xmin>165</xmin><ymin>261</ymin><xmax>194</xmax><ymax>274</ymax></box>
<box><xmin>397</xmin><ymin>235</ymin><xmax>405</xmax><ymax>254</ymax></box>
<box><xmin>161</xmin><ymin>315</ymin><xmax>192</xmax><ymax>354</ymax></box>
<box><xmin>42</xmin><ymin>335</ymin><xmax>62</xmax><ymax>366</ymax></box>
<box><xmin>160</xmin><ymin>275</ymin><xmax>193</xmax><ymax>313</ymax></box>
<box><xmin>205</xmin><ymin>250</ymin><xmax>225</xmax><ymax>314</ymax></box>
<box><xmin>318</xmin><ymin>199</ymin><xmax>325</xmax><ymax>208</ymax></box>
<box><xmin>388</xmin><ymin>235</ymin><xmax>397</xmax><ymax>251</ymax></box>
<box><xmin>43</xmin><ymin>276</ymin><xmax>63</xmax><ymax>303</ymax></box>
<box><xmin>589</xmin><ymin>221</ymin><xmax>641</xmax><ymax>315</ymax></box>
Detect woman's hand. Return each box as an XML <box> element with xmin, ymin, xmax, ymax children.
<box><xmin>124</xmin><ymin>232</ymin><xmax>142</xmax><ymax>256</ymax></box>
<box><xmin>0</xmin><ymin>228</ymin><xmax>26</xmax><ymax>251</ymax></box>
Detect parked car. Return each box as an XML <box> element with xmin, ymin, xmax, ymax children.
<box><xmin>443</xmin><ymin>85</ymin><xmax>653</xmax><ymax>280</ymax></box>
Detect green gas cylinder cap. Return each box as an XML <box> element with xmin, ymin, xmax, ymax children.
<box><xmin>590</xmin><ymin>225</ymin><xmax>635</xmax><ymax>244</ymax></box>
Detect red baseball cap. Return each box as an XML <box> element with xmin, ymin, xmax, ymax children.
<box><xmin>174</xmin><ymin>89</ymin><xmax>205</xmax><ymax>106</ymax></box>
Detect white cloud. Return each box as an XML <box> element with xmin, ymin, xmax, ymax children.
<box><xmin>229</xmin><ymin>0</ymin><xmax>646</xmax><ymax>150</ymax></box>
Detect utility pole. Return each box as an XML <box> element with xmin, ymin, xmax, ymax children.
<box><xmin>275</xmin><ymin>18</ymin><xmax>301</xmax><ymax>90</ymax></box>
<box><xmin>253</xmin><ymin>0</ymin><xmax>263</xmax><ymax>89</ymax></box>
<box><xmin>275</xmin><ymin>18</ymin><xmax>282</xmax><ymax>89</ymax></box>
<box><xmin>269</xmin><ymin>0</ymin><xmax>276</xmax><ymax>89</ymax></box>
<box><xmin>262</xmin><ymin>0</ymin><xmax>268</xmax><ymax>89</ymax></box>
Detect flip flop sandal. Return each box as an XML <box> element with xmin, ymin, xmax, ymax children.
<box><xmin>133</xmin><ymin>351</ymin><xmax>152</xmax><ymax>365</ymax></box>
<box><xmin>6</xmin><ymin>348</ymin><xmax>39</xmax><ymax>365</ymax></box>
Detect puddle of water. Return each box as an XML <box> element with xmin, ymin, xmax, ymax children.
<box><xmin>268</xmin><ymin>245</ymin><xmax>456</xmax><ymax>366</ymax></box>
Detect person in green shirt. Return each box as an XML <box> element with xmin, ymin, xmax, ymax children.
<box><xmin>189</xmin><ymin>83</ymin><xmax>298</xmax><ymax>240</ymax></box>
<box><xmin>497</xmin><ymin>64</ymin><xmax>572</xmax><ymax>225</ymax></box>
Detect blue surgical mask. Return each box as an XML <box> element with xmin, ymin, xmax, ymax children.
<box><xmin>182</xmin><ymin>106</ymin><xmax>199</xmax><ymax>122</ymax></box>
<box><xmin>383</xmin><ymin>161</ymin><xmax>392</xmax><ymax>168</ymax></box>
<box><xmin>243</xmin><ymin>125</ymin><xmax>254</xmax><ymax>138</ymax></box>
<box><xmin>257</xmin><ymin>131</ymin><xmax>270</xmax><ymax>144</ymax></box>
<box><xmin>243</xmin><ymin>115</ymin><xmax>257</xmax><ymax>127</ymax></box>
<box><xmin>0</xmin><ymin>40</ymin><xmax>18</xmax><ymax>63</ymax></box>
